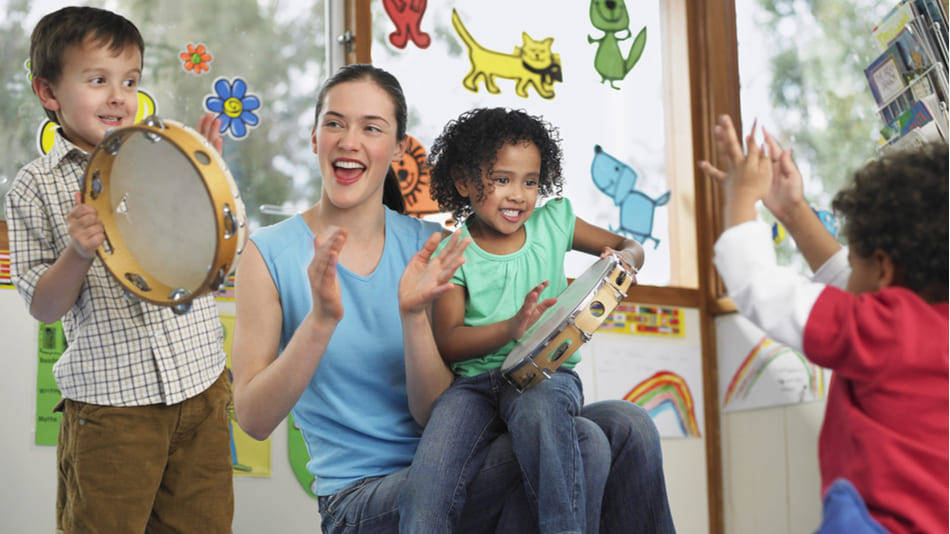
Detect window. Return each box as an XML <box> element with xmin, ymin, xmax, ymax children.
<box><xmin>0</xmin><ymin>0</ymin><xmax>328</xmax><ymax>231</ymax></box>
<box><xmin>734</xmin><ymin>0</ymin><xmax>896</xmax><ymax>270</ymax></box>
<box><xmin>366</xmin><ymin>0</ymin><xmax>697</xmax><ymax>288</ymax></box>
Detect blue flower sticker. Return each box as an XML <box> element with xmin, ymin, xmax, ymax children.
<box><xmin>205</xmin><ymin>77</ymin><xmax>260</xmax><ymax>139</ymax></box>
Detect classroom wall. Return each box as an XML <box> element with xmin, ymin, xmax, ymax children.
<box><xmin>1</xmin><ymin>289</ymin><xmax>824</xmax><ymax>533</ymax></box>
<box><xmin>716</xmin><ymin>313</ymin><xmax>826</xmax><ymax>534</ymax></box>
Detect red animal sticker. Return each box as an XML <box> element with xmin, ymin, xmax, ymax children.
<box><xmin>383</xmin><ymin>0</ymin><xmax>430</xmax><ymax>49</ymax></box>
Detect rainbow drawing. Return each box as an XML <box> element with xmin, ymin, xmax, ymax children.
<box><xmin>723</xmin><ymin>336</ymin><xmax>824</xmax><ymax>406</ymax></box>
<box><xmin>624</xmin><ymin>370</ymin><xmax>701</xmax><ymax>437</ymax></box>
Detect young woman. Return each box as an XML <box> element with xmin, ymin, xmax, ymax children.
<box><xmin>230</xmin><ymin>64</ymin><xmax>675</xmax><ymax>533</ymax></box>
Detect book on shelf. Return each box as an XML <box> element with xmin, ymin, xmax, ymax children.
<box><xmin>865</xmin><ymin>44</ymin><xmax>910</xmax><ymax>107</ymax></box>
<box><xmin>873</xmin><ymin>1</ymin><xmax>948</xmax><ymax>64</ymax></box>
<box><xmin>880</xmin><ymin>93</ymin><xmax>947</xmax><ymax>145</ymax></box>
<box><xmin>894</xmin><ymin>27</ymin><xmax>933</xmax><ymax>76</ymax></box>
<box><xmin>873</xmin><ymin>2</ymin><xmax>916</xmax><ymax>51</ymax></box>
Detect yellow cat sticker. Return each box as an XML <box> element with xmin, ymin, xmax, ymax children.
<box><xmin>451</xmin><ymin>9</ymin><xmax>563</xmax><ymax>100</ymax></box>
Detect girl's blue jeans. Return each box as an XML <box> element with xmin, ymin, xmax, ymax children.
<box><xmin>400</xmin><ymin>368</ymin><xmax>588</xmax><ymax>534</ymax></box>
<box><xmin>317</xmin><ymin>371</ymin><xmax>675</xmax><ymax>533</ymax></box>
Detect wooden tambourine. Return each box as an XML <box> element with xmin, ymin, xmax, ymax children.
<box><xmin>501</xmin><ymin>255</ymin><xmax>634</xmax><ymax>392</ymax></box>
<box><xmin>82</xmin><ymin>115</ymin><xmax>247</xmax><ymax>314</ymax></box>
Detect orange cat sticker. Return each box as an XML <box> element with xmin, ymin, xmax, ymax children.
<box><xmin>451</xmin><ymin>9</ymin><xmax>563</xmax><ymax>100</ymax></box>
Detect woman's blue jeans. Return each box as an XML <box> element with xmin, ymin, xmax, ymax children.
<box><xmin>317</xmin><ymin>393</ymin><xmax>675</xmax><ymax>533</ymax></box>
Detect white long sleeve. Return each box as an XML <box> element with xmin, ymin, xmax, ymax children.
<box><xmin>713</xmin><ymin>221</ymin><xmax>828</xmax><ymax>352</ymax></box>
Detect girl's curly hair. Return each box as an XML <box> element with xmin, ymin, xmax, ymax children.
<box><xmin>832</xmin><ymin>141</ymin><xmax>948</xmax><ymax>301</ymax></box>
<box><xmin>428</xmin><ymin>107</ymin><xmax>564</xmax><ymax>221</ymax></box>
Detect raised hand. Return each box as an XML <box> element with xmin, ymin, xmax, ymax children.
<box><xmin>399</xmin><ymin>232</ymin><xmax>470</xmax><ymax>315</ymax></box>
<box><xmin>761</xmin><ymin>128</ymin><xmax>806</xmax><ymax>223</ymax></box>
<box><xmin>196</xmin><ymin>112</ymin><xmax>224</xmax><ymax>155</ymax></box>
<box><xmin>308</xmin><ymin>227</ymin><xmax>346</xmax><ymax>323</ymax></box>
<box><xmin>67</xmin><ymin>191</ymin><xmax>104</xmax><ymax>260</ymax></box>
<box><xmin>602</xmin><ymin>245</ymin><xmax>643</xmax><ymax>278</ymax></box>
<box><xmin>507</xmin><ymin>281</ymin><xmax>558</xmax><ymax>341</ymax></box>
<box><xmin>700</xmin><ymin>115</ymin><xmax>772</xmax><ymax>227</ymax></box>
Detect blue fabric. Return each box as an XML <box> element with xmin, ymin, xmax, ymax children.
<box><xmin>250</xmin><ymin>208</ymin><xmax>442</xmax><ymax>496</ymax></box>
<box><xmin>317</xmin><ymin>400</ymin><xmax>675</xmax><ymax>533</ymax></box>
<box><xmin>816</xmin><ymin>478</ymin><xmax>889</xmax><ymax>534</ymax></box>
<box><xmin>400</xmin><ymin>369</ymin><xmax>588</xmax><ymax>533</ymax></box>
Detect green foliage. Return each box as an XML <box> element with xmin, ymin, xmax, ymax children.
<box><xmin>751</xmin><ymin>0</ymin><xmax>894</xmax><ymax>265</ymax></box>
<box><xmin>0</xmin><ymin>0</ymin><xmax>42</xmax><ymax>219</ymax></box>
<box><xmin>1</xmin><ymin>0</ymin><xmax>327</xmax><ymax>227</ymax></box>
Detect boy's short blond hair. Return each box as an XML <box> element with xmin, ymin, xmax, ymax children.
<box><xmin>30</xmin><ymin>6</ymin><xmax>144</xmax><ymax>123</ymax></box>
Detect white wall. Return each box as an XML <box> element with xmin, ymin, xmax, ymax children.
<box><xmin>717</xmin><ymin>313</ymin><xmax>826</xmax><ymax>534</ymax></box>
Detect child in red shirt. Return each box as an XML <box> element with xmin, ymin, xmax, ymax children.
<box><xmin>702</xmin><ymin>115</ymin><xmax>948</xmax><ymax>534</ymax></box>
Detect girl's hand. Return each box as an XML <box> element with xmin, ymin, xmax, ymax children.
<box><xmin>196</xmin><ymin>113</ymin><xmax>223</xmax><ymax>155</ymax></box>
<box><xmin>508</xmin><ymin>281</ymin><xmax>557</xmax><ymax>341</ymax></box>
<box><xmin>601</xmin><ymin>245</ymin><xmax>643</xmax><ymax>275</ymax></box>
<box><xmin>307</xmin><ymin>227</ymin><xmax>346</xmax><ymax>324</ymax></box>
<box><xmin>67</xmin><ymin>191</ymin><xmax>104</xmax><ymax>260</ymax></box>
<box><xmin>399</xmin><ymin>232</ymin><xmax>470</xmax><ymax>315</ymax></box>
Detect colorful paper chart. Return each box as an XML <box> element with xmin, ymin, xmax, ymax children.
<box><xmin>599</xmin><ymin>304</ymin><xmax>684</xmax><ymax>337</ymax></box>
<box><xmin>35</xmin><ymin>321</ymin><xmax>65</xmax><ymax>446</ymax></box>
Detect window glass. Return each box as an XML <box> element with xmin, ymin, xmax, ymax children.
<box><xmin>369</xmin><ymin>1</ymin><xmax>693</xmax><ymax>286</ymax></box>
<box><xmin>0</xmin><ymin>0</ymin><xmax>327</xmax><ymax>231</ymax></box>
<box><xmin>735</xmin><ymin>0</ymin><xmax>895</xmax><ymax>269</ymax></box>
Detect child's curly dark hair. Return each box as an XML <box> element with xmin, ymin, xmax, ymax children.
<box><xmin>428</xmin><ymin>107</ymin><xmax>564</xmax><ymax>221</ymax></box>
<box><xmin>832</xmin><ymin>141</ymin><xmax>948</xmax><ymax>302</ymax></box>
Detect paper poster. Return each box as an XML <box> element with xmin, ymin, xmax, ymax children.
<box><xmin>1</xmin><ymin>221</ymin><xmax>12</xmax><ymax>289</ymax></box>
<box><xmin>451</xmin><ymin>8</ymin><xmax>562</xmax><ymax>99</ymax></box>
<box><xmin>36</xmin><ymin>321</ymin><xmax>65</xmax><ymax>446</ymax></box>
<box><xmin>599</xmin><ymin>303</ymin><xmax>684</xmax><ymax>338</ymax></box>
<box><xmin>213</xmin><ymin>273</ymin><xmax>236</xmax><ymax>301</ymax></box>
<box><xmin>289</xmin><ymin>413</ymin><xmax>318</xmax><ymax>499</ymax></box>
<box><xmin>718</xmin><ymin>314</ymin><xmax>828</xmax><ymax>412</ymax></box>
<box><xmin>220</xmin><ymin>314</ymin><xmax>271</xmax><ymax>476</ymax></box>
<box><xmin>580</xmin><ymin>306</ymin><xmax>704</xmax><ymax>439</ymax></box>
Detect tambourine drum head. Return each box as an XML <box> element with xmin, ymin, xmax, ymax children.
<box><xmin>110</xmin><ymin>131</ymin><xmax>216</xmax><ymax>291</ymax></box>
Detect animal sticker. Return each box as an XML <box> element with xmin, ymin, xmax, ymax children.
<box><xmin>451</xmin><ymin>9</ymin><xmax>563</xmax><ymax>100</ymax></box>
<box><xmin>591</xmin><ymin>145</ymin><xmax>668</xmax><ymax>248</ymax></box>
<box><xmin>588</xmin><ymin>0</ymin><xmax>647</xmax><ymax>89</ymax></box>
<box><xmin>36</xmin><ymin>89</ymin><xmax>157</xmax><ymax>155</ymax></box>
<box><xmin>383</xmin><ymin>0</ymin><xmax>431</xmax><ymax>49</ymax></box>
<box><xmin>395</xmin><ymin>135</ymin><xmax>441</xmax><ymax>216</ymax></box>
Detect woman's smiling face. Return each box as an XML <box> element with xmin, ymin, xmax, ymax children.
<box><xmin>313</xmin><ymin>79</ymin><xmax>404</xmax><ymax>209</ymax></box>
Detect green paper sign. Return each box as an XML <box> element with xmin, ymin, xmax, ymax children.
<box><xmin>36</xmin><ymin>321</ymin><xmax>65</xmax><ymax>445</ymax></box>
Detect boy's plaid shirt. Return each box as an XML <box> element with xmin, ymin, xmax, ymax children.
<box><xmin>5</xmin><ymin>132</ymin><xmax>225</xmax><ymax>406</ymax></box>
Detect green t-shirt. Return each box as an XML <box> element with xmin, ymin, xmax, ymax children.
<box><xmin>442</xmin><ymin>198</ymin><xmax>578</xmax><ymax>376</ymax></box>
